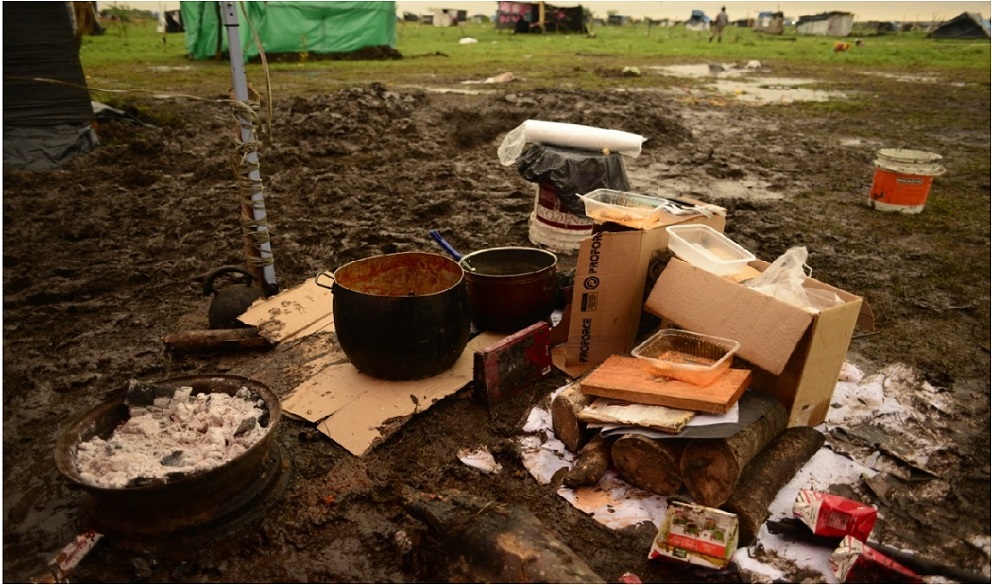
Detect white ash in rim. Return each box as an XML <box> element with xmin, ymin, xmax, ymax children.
<box><xmin>74</xmin><ymin>385</ymin><xmax>268</xmax><ymax>489</ymax></box>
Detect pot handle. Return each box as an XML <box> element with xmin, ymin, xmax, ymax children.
<box><xmin>314</xmin><ymin>271</ymin><xmax>335</xmax><ymax>290</ymax></box>
<box><xmin>428</xmin><ymin>230</ymin><xmax>463</xmax><ymax>261</ymax></box>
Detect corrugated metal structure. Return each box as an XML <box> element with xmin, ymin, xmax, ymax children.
<box><xmin>796</xmin><ymin>11</ymin><xmax>853</xmax><ymax>36</ymax></box>
<box><xmin>754</xmin><ymin>11</ymin><xmax>784</xmax><ymax>34</ymax></box>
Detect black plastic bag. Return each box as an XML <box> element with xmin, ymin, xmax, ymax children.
<box><xmin>516</xmin><ymin>144</ymin><xmax>631</xmax><ymax>216</ymax></box>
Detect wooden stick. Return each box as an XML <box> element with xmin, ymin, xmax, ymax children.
<box><xmin>722</xmin><ymin>427</ymin><xmax>826</xmax><ymax>547</ymax></box>
<box><xmin>162</xmin><ymin>327</ymin><xmax>270</xmax><ymax>353</ymax></box>
<box><xmin>680</xmin><ymin>400</ymin><xmax>788</xmax><ymax>507</ymax></box>
<box><xmin>611</xmin><ymin>434</ymin><xmax>687</xmax><ymax>496</ymax></box>
<box><xmin>551</xmin><ymin>381</ymin><xmax>593</xmax><ymax>452</ymax></box>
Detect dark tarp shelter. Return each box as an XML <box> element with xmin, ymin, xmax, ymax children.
<box><xmin>3</xmin><ymin>2</ymin><xmax>97</xmax><ymax>171</ymax></box>
<box><xmin>928</xmin><ymin>12</ymin><xmax>991</xmax><ymax>39</ymax></box>
<box><xmin>159</xmin><ymin>9</ymin><xmax>185</xmax><ymax>34</ymax></box>
<box><xmin>181</xmin><ymin>1</ymin><xmax>397</xmax><ymax>61</ymax></box>
<box><xmin>685</xmin><ymin>9</ymin><xmax>710</xmax><ymax>32</ymax></box>
<box><xmin>496</xmin><ymin>2</ymin><xmax>587</xmax><ymax>34</ymax></box>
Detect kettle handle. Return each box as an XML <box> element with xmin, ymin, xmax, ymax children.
<box><xmin>314</xmin><ymin>271</ymin><xmax>335</xmax><ymax>290</ymax></box>
<box><xmin>204</xmin><ymin>265</ymin><xmax>257</xmax><ymax>296</ymax></box>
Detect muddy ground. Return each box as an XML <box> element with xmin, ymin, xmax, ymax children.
<box><xmin>3</xmin><ymin>61</ymin><xmax>990</xmax><ymax>583</ymax></box>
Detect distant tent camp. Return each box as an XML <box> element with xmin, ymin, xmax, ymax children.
<box><xmin>796</xmin><ymin>11</ymin><xmax>853</xmax><ymax>36</ymax></box>
<box><xmin>3</xmin><ymin>2</ymin><xmax>97</xmax><ymax>171</ymax></box>
<box><xmin>495</xmin><ymin>1</ymin><xmax>587</xmax><ymax>33</ymax></box>
<box><xmin>928</xmin><ymin>12</ymin><xmax>991</xmax><ymax>39</ymax></box>
<box><xmin>181</xmin><ymin>1</ymin><xmax>398</xmax><ymax>61</ymax></box>
<box><xmin>686</xmin><ymin>10</ymin><xmax>710</xmax><ymax>32</ymax></box>
<box><xmin>754</xmin><ymin>11</ymin><xmax>784</xmax><ymax>34</ymax></box>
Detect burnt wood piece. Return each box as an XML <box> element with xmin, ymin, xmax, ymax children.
<box><xmin>402</xmin><ymin>488</ymin><xmax>604</xmax><ymax>583</ymax></box>
<box><xmin>162</xmin><ymin>327</ymin><xmax>271</xmax><ymax>353</ymax></box>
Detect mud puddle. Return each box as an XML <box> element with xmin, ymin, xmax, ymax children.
<box><xmin>651</xmin><ymin>63</ymin><xmax>847</xmax><ymax>104</ymax></box>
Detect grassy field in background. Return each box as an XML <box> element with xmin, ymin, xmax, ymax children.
<box><xmin>80</xmin><ymin>17</ymin><xmax>990</xmax><ymax>101</ymax></box>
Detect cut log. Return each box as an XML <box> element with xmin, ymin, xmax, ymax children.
<box><xmin>680</xmin><ymin>399</ymin><xmax>787</xmax><ymax>507</ymax></box>
<box><xmin>722</xmin><ymin>426</ymin><xmax>826</xmax><ymax>547</ymax></box>
<box><xmin>402</xmin><ymin>488</ymin><xmax>603</xmax><ymax>583</ymax></box>
<box><xmin>162</xmin><ymin>327</ymin><xmax>270</xmax><ymax>353</ymax></box>
<box><xmin>563</xmin><ymin>433</ymin><xmax>611</xmax><ymax>488</ymax></box>
<box><xmin>551</xmin><ymin>381</ymin><xmax>593</xmax><ymax>452</ymax></box>
<box><xmin>611</xmin><ymin>434</ymin><xmax>687</xmax><ymax>496</ymax></box>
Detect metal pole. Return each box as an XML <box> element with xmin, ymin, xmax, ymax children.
<box><xmin>220</xmin><ymin>1</ymin><xmax>277</xmax><ymax>293</ymax></box>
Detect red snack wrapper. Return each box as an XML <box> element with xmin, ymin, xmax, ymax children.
<box><xmin>793</xmin><ymin>489</ymin><xmax>877</xmax><ymax>541</ymax></box>
<box><xmin>830</xmin><ymin>535</ymin><xmax>923</xmax><ymax>583</ymax></box>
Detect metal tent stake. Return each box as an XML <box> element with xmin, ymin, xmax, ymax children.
<box><xmin>221</xmin><ymin>1</ymin><xmax>277</xmax><ymax>294</ymax></box>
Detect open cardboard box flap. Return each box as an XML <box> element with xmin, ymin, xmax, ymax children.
<box><xmin>645</xmin><ymin>258</ymin><xmax>874</xmax><ymax>376</ymax></box>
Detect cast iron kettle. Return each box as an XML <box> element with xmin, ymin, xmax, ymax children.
<box><xmin>203</xmin><ymin>265</ymin><xmax>271</xmax><ymax>329</ymax></box>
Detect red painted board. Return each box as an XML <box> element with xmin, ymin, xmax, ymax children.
<box><xmin>473</xmin><ymin>322</ymin><xmax>552</xmax><ymax>406</ymax></box>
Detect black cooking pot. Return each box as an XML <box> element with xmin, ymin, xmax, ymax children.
<box><xmin>459</xmin><ymin>247</ymin><xmax>558</xmax><ymax>333</ymax></box>
<box><xmin>318</xmin><ymin>252</ymin><xmax>471</xmax><ymax>380</ymax></box>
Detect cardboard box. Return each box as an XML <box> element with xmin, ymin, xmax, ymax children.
<box><xmin>564</xmin><ymin>205</ymin><xmax>725</xmax><ymax>370</ymax></box>
<box><xmin>644</xmin><ymin>258</ymin><xmax>874</xmax><ymax>427</ymax></box>
<box><xmin>649</xmin><ymin>500</ymin><xmax>739</xmax><ymax>570</ymax></box>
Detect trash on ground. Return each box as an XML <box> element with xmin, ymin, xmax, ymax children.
<box><xmin>793</xmin><ymin>489</ymin><xmax>877</xmax><ymax>541</ymax></box>
<box><xmin>830</xmin><ymin>535</ymin><xmax>923</xmax><ymax>583</ymax></box>
<box><xmin>457</xmin><ymin>447</ymin><xmax>502</xmax><ymax>474</ymax></box>
<box><xmin>649</xmin><ymin>500</ymin><xmax>739</xmax><ymax>569</ymax></box>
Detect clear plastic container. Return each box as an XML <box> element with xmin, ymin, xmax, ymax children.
<box><xmin>631</xmin><ymin>329</ymin><xmax>740</xmax><ymax>386</ymax></box>
<box><xmin>665</xmin><ymin>224</ymin><xmax>755</xmax><ymax>275</ymax></box>
<box><xmin>577</xmin><ymin>189</ymin><xmax>667</xmax><ymax>229</ymax></box>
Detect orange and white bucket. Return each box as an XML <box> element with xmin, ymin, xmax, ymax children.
<box><xmin>868</xmin><ymin>148</ymin><xmax>945</xmax><ymax>214</ymax></box>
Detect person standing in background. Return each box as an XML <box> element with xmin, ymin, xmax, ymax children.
<box><xmin>710</xmin><ymin>6</ymin><xmax>729</xmax><ymax>42</ymax></box>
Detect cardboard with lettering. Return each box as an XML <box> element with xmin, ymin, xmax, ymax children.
<box><xmin>564</xmin><ymin>204</ymin><xmax>726</xmax><ymax>371</ymax></box>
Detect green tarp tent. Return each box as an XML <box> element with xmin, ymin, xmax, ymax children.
<box><xmin>181</xmin><ymin>1</ymin><xmax>397</xmax><ymax>61</ymax></box>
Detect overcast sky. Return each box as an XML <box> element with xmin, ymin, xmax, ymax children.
<box><xmin>137</xmin><ymin>1</ymin><xmax>987</xmax><ymax>22</ymax></box>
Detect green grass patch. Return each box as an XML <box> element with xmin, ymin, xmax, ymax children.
<box><xmin>78</xmin><ymin>18</ymin><xmax>990</xmax><ymax>99</ymax></box>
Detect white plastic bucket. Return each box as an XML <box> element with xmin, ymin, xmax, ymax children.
<box><xmin>868</xmin><ymin>148</ymin><xmax>945</xmax><ymax>214</ymax></box>
<box><xmin>527</xmin><ymin>182</ymin><xmax>593</xmax><ymax>253</ymax></box>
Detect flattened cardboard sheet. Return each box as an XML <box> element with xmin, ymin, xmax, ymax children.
<box><xmin>241</xmin><ymin>277</ymin><xmax>335</xmax><ymax>344</ymax></box>
<box><xmin>282</xmin><ymin>331</ymin><xmax>504</xmax><ymax>456</ymax></box>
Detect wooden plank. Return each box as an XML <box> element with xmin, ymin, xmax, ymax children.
<box><xmin>472</xmin><ymin>322</ymin><xmax>552</xmax><ymax>406</ymax></box>
<box><xmin>579</xmin><ymin>355</ymin><xmax>750</xmax><ymax>414</ymax></box>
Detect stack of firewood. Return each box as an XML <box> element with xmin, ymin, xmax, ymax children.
<box><xmin>552</xmin><ymin>379</ymin><xmax>825</xmax><ymax>546</ymax></box>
